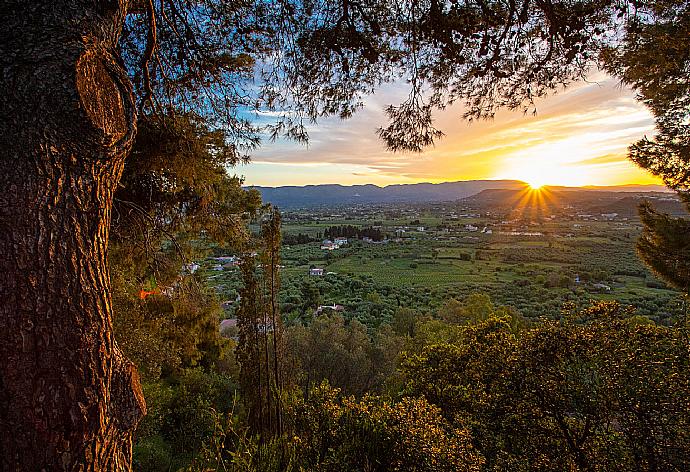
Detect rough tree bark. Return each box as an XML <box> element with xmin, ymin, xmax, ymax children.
<box><xmin>0</xmin><ymin>1</ymin><xmax>146</xmax><ymax>469</ymax></box>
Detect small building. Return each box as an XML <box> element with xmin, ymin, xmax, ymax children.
<box><xmin>592</xmin><ymin>283</ymin><xmax>611</xmax><ymax>291</ymax></box>
<box><xmin>315</xmin><ymin>304</ymin><xmax>345</xmax><ymax>315</ymax></box>
<box><xmin>215</xmin><ymin>256</ymin><xmax>237</xmax><ymax>263</ymax></box>
<box><xmin>220</xmin><ymin>318</ymin><xmax>239</xmax><ymax>340</ymax></box>
<box><xmin>334</xmin><ymin>237</ymin><xmax>348</xmax><ymax>246</ymax></box>
<box><xmin>219</xmin><ymin>318</ymin><xmax>238</xmax><ymax>331</ymax></box>
<box><xmin>309</xmin><ymin>268</ymin><xmax>324</xmax><ymax>276</ymax></box>
<box><xmin>320</xmin><ymin>240</ymin><xmax>340</xmax><ymax>250</ymax></box>
<box><xmin>184</xmin><ymin>262</ymin><xmax>200</xmax><ymax>274</ymax></box>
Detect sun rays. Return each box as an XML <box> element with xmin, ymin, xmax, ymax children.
<box><xmin>504</xmin><ymin>185</ymin><xmax>560</xmax><ymax>222</ymax></box>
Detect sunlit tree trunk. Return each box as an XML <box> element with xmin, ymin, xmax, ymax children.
<box><xmin>0</xmin><ymin>1</ymin><xmax>145</xmax><ymax>469</ymax></box>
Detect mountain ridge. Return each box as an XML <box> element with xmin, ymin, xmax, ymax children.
<box><xmin>248</xmin><ymin>180</ymin><xmax>671</xmax><ymax>208</ymax></box>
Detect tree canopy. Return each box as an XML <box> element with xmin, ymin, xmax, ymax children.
<box><xmin>115</xmin><ymin>1</ymin><xmax>685</xmax><ymax>166</ymax></box>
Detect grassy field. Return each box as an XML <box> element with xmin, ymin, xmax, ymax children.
<box><xmin>203</xmin><ymin>208</ymin><xmax>682</xmax><ymax>325</ymax></box>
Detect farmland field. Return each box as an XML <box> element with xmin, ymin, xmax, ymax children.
<box><xmin>203</xmin><ymin>196</ymin><xmax>684</xmax><ymax>327</ymax></box>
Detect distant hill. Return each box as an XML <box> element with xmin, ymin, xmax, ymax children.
<box><xmin>588</xmin><ymin>194</ymin><xmax>685</xmax><ymax>217</ymax></box>
<box><xmin>249</xmin><ymin>180</ymin><xmax>675</xmax><ymax>208</ymax></box>
<box><xmin>581</xmin><ymin>184</ymin><xmax>673</xmax><ymax>193</ymax></box>
<box><xmin>463</xmin><ymin>187</ymin><xmax>684</xmax><ymax>216</ymax></box>
<box><xmin>249</xmin><ymin>180</ymin><xmax>528</xmax><ymax>207</ymax></box>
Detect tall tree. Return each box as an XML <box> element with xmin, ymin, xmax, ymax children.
<box><xmin>110</xmin><ymin>111</ymin><xmax>261</xmax><ymax>387</ymax></box>
<box><xmin>1</xmin><ymin>3</ymin><xmax>145</xmax><ymax>468</ymax></box>
<box><xmin>602</xmin><ymin>1</ymin><xmax>690</xmax><ymax>192</ymax></box>
<box><xmin>0</xmin><ymin>0</ymin><xmax>263</xmax><ymax>466</ymax></box>
<box><xmin>637</xmin><ymin>199</ymin><xmax>690</xmax><ymax>295</ymax></box>
<box><xmin>236</xmin><ymin>209</ymin><xmax>286</xmax><ymax>437</ymax></box>
<box><xmin>260</xmin><ymin>209</ymin><xmax>285</xmax><ymax>436</ymax></box>
<box><xmin>601</xmin><ymin>2</ymin><xmax>690</xmax><ymax>301</ymax></box>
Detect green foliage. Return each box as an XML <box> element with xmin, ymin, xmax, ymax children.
<box><xmin>401</xmin><ymin>303</ymin><xmax>689</xmax><ymax>471</ymax></box>
<box><xmin>113</xmin><ymin>269</ymin><xmax>230</xmax><ymax>379</ymax></box>
<box><xmin>187</xmin><ymin>415</ymin><xmax>298</xmax><ymax>472</ymax></box>
<box><xmin>111</xmin><ymin>111</ymin><xmax>260</xmax><ymax>381</ymax></box>
<box><xmin>324</xmin><ymin>225</ymin><xmax>385</xmax><ymax>241</ymax></box>
<box><xmin>602</xmin><ymin>2</ymin><xmax>690</xmax><ymax>191</ymax></box>
<box><xmin>437</xmin><ymin>293</ymin><xmax>528</xmax><ymax>332</ymax></box>
<box><xmin>109</xmin><ymin>110</ymin><xmax>261</xmax><ymax>468</ymax></box>
<box><xmin>286</xmin><ymin>315</ymin><xmax>403</xmax><ymax>396</ymax></box>
<box><xmin>114</xmin><ymin>112</ymin><xmax>261</xmax><ymax>249</ymax></box>
<box><xmin>391</xmin><ymin>307</ymin><xmax>417</xmax><ymax>337</ymax></box>
<box><xmin>600</xmin><ymin>2</ymin><xmax>690</xmax><ymax>302</ymax></box>
<box><xmin>133</xmin><ymin>435</ymin><xmax>173</xmax><ymax>472</ymax></box>
<box><xmin>299</xmin><ymin>280</ymin><xmax>322</xmax><ymax>313</ymax></box>
<box><xmin>637</xmin><ymin>200</ymin><xmax>690</xmax><ymax>293</ymax></box>
<box><xmin>287</xmin><ymin>383</ymin><xmax>484</xmax><ymax>472</ymax></box>
<box><xmin>439</xmin><ymin>293</ymin><xmax>493</xmax><ymax>324</ymax></box>
<box><xmin>134</xmin><ymin>369</ymin><xmax>238</xmax><ymax>471</ymax></box>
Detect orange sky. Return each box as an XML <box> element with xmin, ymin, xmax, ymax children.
<box><xmin>238</xmin><ymin>73</ymin><xmax>662</xmax><ymax>188</ymax></box>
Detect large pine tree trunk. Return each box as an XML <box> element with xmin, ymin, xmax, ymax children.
<box><xmin>0</xmin><ymin>1</ymin><xmax>146</xmax><ymax>469</ymax></box>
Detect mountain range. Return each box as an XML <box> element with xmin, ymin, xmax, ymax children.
<box><xmin>248</xmin><ymin>180</ymin><xmax>671</xmax><ymax>208</ymax></box>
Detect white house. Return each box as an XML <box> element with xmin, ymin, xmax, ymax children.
<box><xmin>214</xmin><ymin>256</ymin><xmax>237</xmax><ymax>263</ymax></box>
<box><xmin>309</xmin><ymin>268</ymin><xmax>324</xmax><ymax>276</ymax></box>
<box><xmin>314</xmin><ymin>304</ymin><xmax>345</xmax><ymax>315</ymax></box>
<box><xmin>320</xmin><ymin>240</ymin><xmax>340</xmax><ymax>250</ymax></box>
<box><xmin>592</xmin><ymin>283</ymin><xmax>611</xmax><ymax>291</ymax></box>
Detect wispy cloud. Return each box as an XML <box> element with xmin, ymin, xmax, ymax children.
<box><xmin>238</xmin><ymin>74</ymin><xmax>660</xmax><ymax>187</ymax></box>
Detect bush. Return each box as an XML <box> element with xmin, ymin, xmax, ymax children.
<box><xmin>401</xmin><ymin>305</ymin><xmax>689</xmax><ymax>471</ymax></box>
<box><xmin>289</xmin><ymin>383</ymin><xmax>484</xmax><ymax>472</ymax></box>
<box><xmin>133</xmin><ymin>435</ymin><xmax>173</xmax><ymax>472</ymax></box>
<box><xmin>134</xmin><ymin>369</ymin><xmax>238</xmax><ymax>471</ymax></box>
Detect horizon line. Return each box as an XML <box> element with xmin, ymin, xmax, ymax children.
<box><xmin>242</xmin><ymin>178</ymin><xmax>671</xmax><ymax>191</ymax></box>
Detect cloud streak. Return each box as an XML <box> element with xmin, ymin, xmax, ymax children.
<box><xmin>238</xmin><ymin>74</ymin><xmax>660</xmax><ymax>187</ymax></box>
